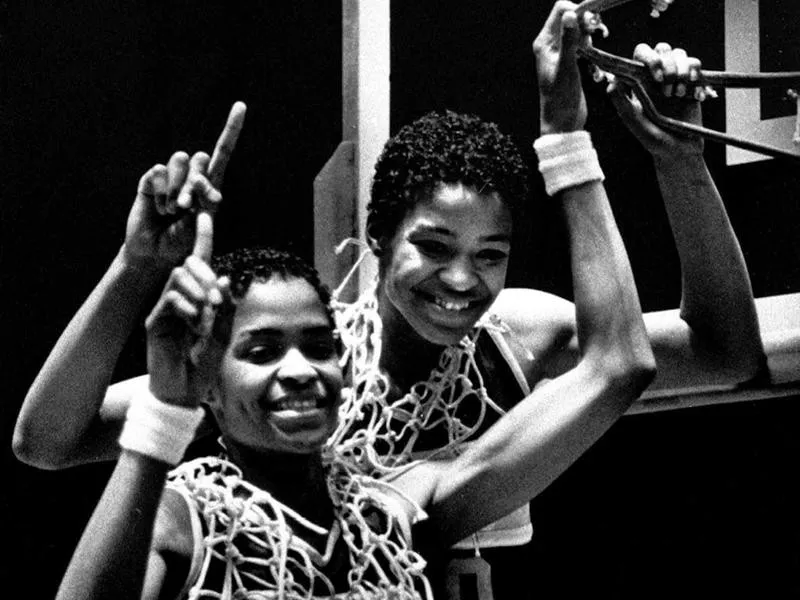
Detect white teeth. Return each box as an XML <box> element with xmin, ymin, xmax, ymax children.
<box><xmin>274</xmin><ymin>398</ymin><xmax>319</xmax><ymax>412</ymax></box>
<box><xmin>433</xmin><ymin>296</ymin><xmax>470</xmax><ymax>312</ymax></box>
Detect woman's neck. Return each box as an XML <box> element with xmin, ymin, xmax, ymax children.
<box><xmin>225</xmin><ymin>441</ymin><xmax>334</xmax><ymax>528</ymax></box>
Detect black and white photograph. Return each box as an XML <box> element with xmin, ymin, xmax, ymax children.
<box><xmin>2</xmin><ymin>1</ymin><xmax>799</xmax><ymax>598</ymax></box>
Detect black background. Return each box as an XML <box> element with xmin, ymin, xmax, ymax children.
<box><xmin>2</xmin><ymin>1</ymin><xmax>799</xmax><ymax>597</ymax></box>
<box><xmin>760</xmin><ymin>0</ymin><xmax>800</xmax><ymax>120</ymax></box>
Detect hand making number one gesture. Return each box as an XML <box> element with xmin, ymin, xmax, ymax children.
<box><xmin>124</xmin><ymin>102</ymin><xmax>247</xmax><ymax>271</ymax></box>
<box><xmin>143</xmin><ymin>102</ymin><xmax>246</xmax><ymax>408</ymax></box>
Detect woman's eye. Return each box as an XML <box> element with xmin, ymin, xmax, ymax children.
<box><xmin>303</xmin><ymin>340</ymin><xmax>337</xmax><ymax>360</ymax></box>
<box><xmin>414</xmin><ymin>240</ymin><xmax>450</xmax><ymax>258</ymax></box>
<box><xmin>244</xmin><ymin>345</ymin><xmax>282</xmax><ymax>363</ymax></box>
<box><xmin>476</xmin><ymin>249</ymin><xmax>509</xmax><ymax>263</ymax></box>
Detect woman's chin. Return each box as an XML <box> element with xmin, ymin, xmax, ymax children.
<box><xmin>260</xmin><ymin>417</ymin><xmax>335</xmax><ymax>455</ymax></box>
<box><xmin>414</xmin><ymin>320</ymin><xmax>474</xmax><ymax>347</ymax></box>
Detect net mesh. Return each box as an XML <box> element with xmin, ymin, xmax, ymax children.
<box><xmin>168</xmin><ymin>456</ymin><xmax>431</xmax><ymax>599</ymax></box>
<box><xmin>326</xmin><ymin>283</ymin><xmax>508</xmax><ymax>476</ymax></box>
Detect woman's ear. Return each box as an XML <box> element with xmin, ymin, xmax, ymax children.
<box><xmin>203</xmin><ymin>386</ymin><xmax>221</xmax><ymax>412</ymax></box>
<box><xmin>192</xmin><ymin>403</ymin><xmax>221</xmax><ymax>440</ymax></box>
<box><xmin>366</xmin><ymin>223</ymin><xmax>385</xmax><ymax>257</ymax></box>
<box><xmin>367</xmin><ymin>238</ymin><xmax>382</xmax><ymax>257</ymax></box>
<box><xmin>201</xmin><ymin>388</ymin><xmax>225</xmax><ymax>432</ymax></box>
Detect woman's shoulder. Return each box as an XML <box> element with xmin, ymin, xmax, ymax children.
<box><xmin>155</xmin><ymin>486</ymin><xmax>198</xmax><ymax>554</ymax></box>
<box><xmin>355</xmin><ymin>472</ymin><xmax>429</xmax><ymax>528</ymax></box>
<box><xmin>490</xmin><ymin>288</ymin><xmax>575</xmax><ymax>338</ymax></box>
<box><xmin>482</xmin><ymin>289</ymin><xmax>579</xmax><ymax>382</ymax></box>
<box><xmin>149</xmin><ymin>486</ymin><xmax>200</xmax><ymax>598</ymax></box>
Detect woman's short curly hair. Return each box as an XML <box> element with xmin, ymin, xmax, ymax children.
<box><xmin>211</xmin><ymin>247</ymin><xmax>335</xmax><ymax>327</ymax></box>
<box><xmin>368</xmin><ymin>110</ymin><xmax>530</xmax><ymax>244</ymax></box>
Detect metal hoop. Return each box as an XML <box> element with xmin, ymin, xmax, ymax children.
<box><xmin>575</xmin><ymin>0</ymin><xmax>800</xmax><ymax>161</ymax></box>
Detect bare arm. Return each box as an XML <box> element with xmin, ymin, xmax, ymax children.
<box><xmin>57</xmin><ymin>202</ymin><xmax>228</xmax><ymax>600</ymax></box>
<box><xmin>14</xmin><ymin>255</ymin><xmax>163</xmax><ymax>468</ymax></box>
<box><xmin>13</xmin><ymin>103</ymin><xmax>246</xmax><ymax>469</ymax></box>
<box><xmin>55</xmin><ymin>451</ymin><xmax>180</xmax><ymax>600</ymax></box>
<box><xmin>397</xmin><ymin>2</ymin><xmax>655</xmax><ymax>546</ymax></box>
<box><xmin>608</xmin><ymin>44</ymin><xmax>765</xmax><ymax>389</ymax></box>
<box><xmin>502</xmin><ymin>44</ymin><xmax>765</xmax><ymax>391</ymax></box>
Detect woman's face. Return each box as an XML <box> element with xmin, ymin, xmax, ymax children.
<box><xmin>211</xmin><ymin>276</ymin><xmax>343</xmax><ymax>455</ymax></box>
<box><xmin>379</xmin><ymin>182</ymin><xmax>512</xmax><ymax>346</ymax></box>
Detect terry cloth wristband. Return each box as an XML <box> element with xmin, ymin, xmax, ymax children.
<box><xmin>118</xmin><ymin>390</ymin><xmax>205</xmax><ymax>465</ymax></box>
<box><xmin>533</xmin><ymin>131</ymin><xmax>605</xmax><ymax>196</ymax></box>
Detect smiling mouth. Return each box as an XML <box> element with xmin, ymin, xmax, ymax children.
<box><xmin>417</xmin><ymin>290</ymin><xmax>481</xmax><ymax>314</ymax></box>
<box><xmin>269</xmin><ymin>397</ymin><xmax>326</xmax><ymax>413</ymax></box>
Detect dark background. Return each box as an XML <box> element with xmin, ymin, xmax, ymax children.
<box><xmin>760</xmin><ymin>0</ymin><xmax>800</xmax><ymax>120</ymax></box>
<box><xmin>2</xmin><ymin>1</ymin><xmax>799</xmax><ymax>598</ymax></box>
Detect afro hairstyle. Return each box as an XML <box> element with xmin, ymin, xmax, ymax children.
<box><xmin>367</xmin><ymin>110</ymin><xmax>530</xmax><ymax>245</ymax></box>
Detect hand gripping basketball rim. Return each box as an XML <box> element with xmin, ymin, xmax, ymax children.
<box><xmin>576</xmin><ymin>0</ymin><xmax>800</xmax><ymax>162</ymax></box>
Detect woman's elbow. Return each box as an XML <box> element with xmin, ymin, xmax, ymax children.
<box><xmin>692</xmin><ymin>334</ymin><xmax>766</xmax><ymax>386</ymax></box>
<box><xmin>11</xmin><ymin>412</ymin><xmax>88</xmax><ymax>470</ymax></box>
<box><xmin>12</xmin><ymin>426</ymin><xmax>68</xmax><ymax>470</ymax></box>
<box><xmin>604</xmin><ymin>343</ymin><xmax>658</xmax><ymax>399</ymax></box>
<box><xmin>627</xmin><ymin>354</ymin><xmax>658</xmax><ymax>395</ymax></box>
<box><xmin>722</xmin><ymin>342</ymin><xmax>767</xmax><ymax>385</ymax></box>
<box><xmin>684</xmin><ymin>306</ymin><xmax>766</xmax><ymax>385</ymax></box>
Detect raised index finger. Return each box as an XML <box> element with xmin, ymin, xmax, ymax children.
<box><xmin>208</xmin><ymin>101</ymin><xmax>247</xmax><ymax>189</ymax></box>
<box><xmin>192</xmin><ymin>210</ymin><xmax>214</xmax><ymax>263</ymax></box>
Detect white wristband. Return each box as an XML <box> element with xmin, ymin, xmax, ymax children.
<box><xmin>534</xmin><ymin>131</ymin><xmax>605</xmax><ymax>196</ymax></box>
<box><xmin>118</xmin><ymin>390</ymin><xmax>205</xmax><ymax>465</ymax></box>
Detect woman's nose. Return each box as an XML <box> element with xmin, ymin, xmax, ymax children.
<box><xmin>439</xmin><ymin>256</ymin><xmax>478</xmax><ymax>291</ymax></box>
<box><xmin>276</xmin><ymin>347</ymin><xmax>318</xmax><ymax>387</ymax></box>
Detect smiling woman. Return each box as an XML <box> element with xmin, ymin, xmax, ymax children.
<box><xmin>323</xmin><ymin>14</ymin><xmax>767</xmax><ymax>594</ymax></box>
<box><xmin>54</xmin><ymin>245</ymin><xmax>437</xmax><ymax>599</ymax></box>
<box><xmin>11</xmin><ymin>3</ymin><xmax>774</xmax><ymax>599</ymax></box>
<box><xmin>379</xmin><ymin>183</ymin><xmax>512</xmax><ymax>346</ymax></box>
<box><xmin>326</xmin><ymin>113</ymin><xmax>535</xmax><ymax>481</ymax></box>
<box><xmin>213</xmin><ymin>276</ymin><xmax>343</xmax><ymax>456</ymax></box>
